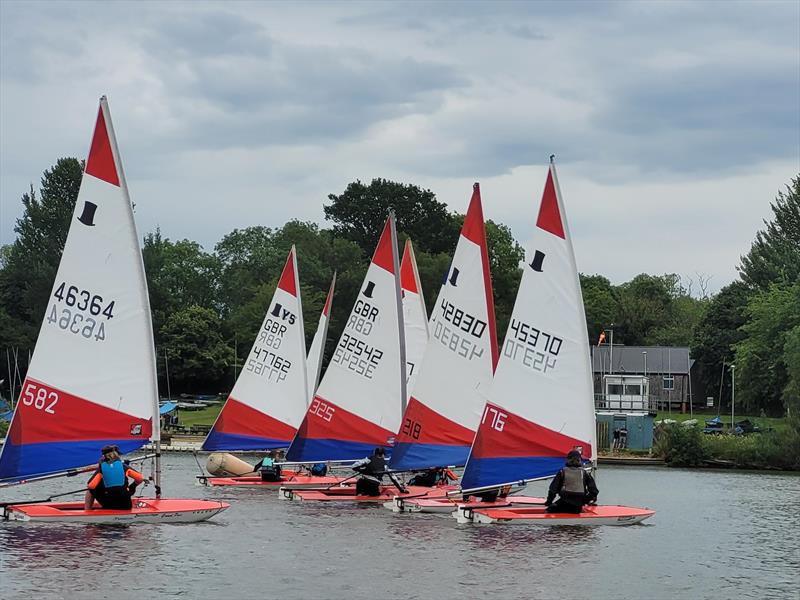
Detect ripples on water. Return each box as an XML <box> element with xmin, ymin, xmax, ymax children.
<box><xmin>1</xmin><ymin>455</ymin><xmax>798</xmax><ymax>600</ymax></box>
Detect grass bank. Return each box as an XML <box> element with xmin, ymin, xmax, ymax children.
<box><xmin>653</xmin><ymin>417</ymin><xmax>800</xmax><ymax>471</ymax></box>
<box><xmin>173</xmin><ymin>405</ymin><xmax>222</xmax><ymax>427</ymax></box>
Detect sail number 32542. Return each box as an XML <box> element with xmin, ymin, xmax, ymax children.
<box><xmin>47</xmin><ymin>282</ymin><xmax>116</xmax><ymax>342</ymax></box>
<box><xmin>21</xmin><ymin>381</ymin><xmax>58</xmax><ymax>414</ymax></box>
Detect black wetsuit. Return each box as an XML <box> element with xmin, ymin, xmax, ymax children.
<box><xmin>545</xmin><ymin>467</ymin><xmax>599</xmax><ymax>514</ymax></box>
<box><xmin>353</xmin><ymin>454</ymin><xmax>385</xmax><ymax>496</ymax></box>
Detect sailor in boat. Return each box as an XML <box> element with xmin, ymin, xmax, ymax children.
<box><xmin>84</xmin><ymin>445</ymin><xmax>146</xmax><ymax>511</ymax></box>
<box><xmin>352</xmin><ymin>447</ymin><xmax>405</xmax><ymax>496</ymax></box>
<box><xmin>253</xmin><ymin>451</ymin><xmax>283</xmax><ymax>482</ymax></box>
<box><xmin>352</xmin><ymin>447</ymin><xmax>387</xmax><ymax>496</ymax></box>
<box><xmin>408</xmin><ymin>467</ymin><xmax>458</xmax><ymax>488</ymax></box>
<box><xmin>545</xmin><ymin>449</ymin><xmax>599</xmax><ymax>514</ymax></box>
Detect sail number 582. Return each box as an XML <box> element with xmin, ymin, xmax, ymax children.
<box><xmin>21</xmin><ymin>382</ymin><xmax>58</xmax><ymax>414</ymax></box>
<box><xmin>482</xmin><ymin>405</ymin><xmax>507</xmax><ymax>432</ymax></box>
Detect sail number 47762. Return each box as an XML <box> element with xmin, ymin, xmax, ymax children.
<box><xmin>21</xmin><ymin>381</ymin><xmax>58</xmax><ymax>414</ymax></box>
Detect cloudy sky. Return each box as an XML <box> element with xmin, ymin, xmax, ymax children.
<box><xmin>1</xmin><ymin>1</ymin><xmax>798</xmax><ymax>293</ymax></box>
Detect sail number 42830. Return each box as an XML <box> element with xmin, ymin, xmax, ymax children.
<box><xmin>21</xmin><ymin>381</ymin><xmax>58</xmax><ymax>414</ymax></box>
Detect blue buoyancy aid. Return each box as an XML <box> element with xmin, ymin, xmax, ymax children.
<box><xmin>100</xmin><ymin>459</ymin><xmax>126</xmax><ymax>488</ymax></box>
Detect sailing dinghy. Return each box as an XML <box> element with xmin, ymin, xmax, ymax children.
<box><xmin>454</xmin><ymin>161</ymin><xmax>654</xmax><ymax>526</ymax></box>
<box><xmin>203</xmin><ymin>246</ymin><xmax>309</xmax><ymax>452</ymax></box>
<box><xmin>390</xmin><ymin>183</ymin><xmax>498</xmax><ymax>473</ymax></box>
<box><xmin>385</xmin><ymin>184</ymin><xmax>503</xmax><ymax>512</ymax></box>
<box><xmin>281</xmin><ymin>214</ymin><xmax>411</xmax><ymax>501</ymax></box>
<box><xmin>0</xmin><ymin>97</ymin><xmax>228</xmax><ymax>523</ymax></box>
<box><xmin>201</xmin><ymin>265</ymin><xmax>345</xmax><ymax>488</ymax></box>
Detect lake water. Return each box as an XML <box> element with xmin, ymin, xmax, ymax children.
<box><xmin>1</xmin><ymin>454</ymin><xmax>798</xmax><ymax>600</ymax></box>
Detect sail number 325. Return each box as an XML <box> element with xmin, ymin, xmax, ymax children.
<box><xmin>21</xmin><ymin>381</ymin><xmax>58</xmax><ymax>414</ymax></box>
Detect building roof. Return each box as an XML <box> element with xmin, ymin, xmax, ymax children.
<box><xmin>591</xmin><ymin>345</ymin><xmax>693</xmax><ymax>375</ymax></box>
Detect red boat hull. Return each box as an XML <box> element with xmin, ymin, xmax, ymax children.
<box><xmin>4</xmin><ymin>498</ymin><xmax>230</xmax><ymax>524</ymax></box>
<box><xmin>281</xmin><ymin>485</ymin><xmax>454</xmax><ymax>503</ymax></box>
<box><xmin>461</xmin><ymin>504</ymin><xmax>655</xmax><ymax>525</ymax></box>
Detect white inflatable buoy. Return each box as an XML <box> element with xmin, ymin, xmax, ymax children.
<box><xmin>206</xmin><ymin>452</ymin><xmax>257</xmax><ymax>476</ymax></box>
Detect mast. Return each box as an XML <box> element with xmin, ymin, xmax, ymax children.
<box><xmin>101</xmin><ymin>95</ymin><xmax>162</xmax><ymax>495</ymax></box>
<box><xmin>292</xmin><ymin>245</ymin><xmax>310</xmax><ymax>415</ymax></box>
<box><xmin>389</xmin><ymin>211</ymin><xmax>408</xmax><ymax>414</ymax></box>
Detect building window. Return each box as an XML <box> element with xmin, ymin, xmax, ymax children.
<box><xmin>624</xmin><ymin>385</ymin><xmax>642</xmax><ymax>395</ymax></box>
<box><xmin>663</xmin><ymin>376</ymin><xmax>674</xmax><ymax>390</ymax></box>
<box><xmin>608</xmin><ymin>384</ymin><xmax>624</xmax><ymax>395</ymax></box>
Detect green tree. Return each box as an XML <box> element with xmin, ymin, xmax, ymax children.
<box><xmin>0</xmin><ymin>158</ymin><xmax>83</xmax><ymax>350</ymax></box>
<box><xmin>143</xmin><ymin>230</ymin><xmax>222</xmax><ymax>346</ymax></box>
<box><xmin>691</xmin><ymin>281</ymin><xmax>751</xmax><ymax>408</ymax></box>
<box><xmin>324</xmin><ymin>178</ymin><xmax>460</xmax><ymax>256</ymax></box>
<box><xmin>734</xmin><ymin>282</ymin><xmax>800</xmax><ymax>416</ymax></box>
<box><xmin>613</xmin><ymin>274</ymin><xmax>674</xmax><ymax>345</ymax></box>
<box><xmin>215</xmin><ymin>226</ymin><xmax>278</xmax><ymax>318</ymax></box>
<box><xmin>580</xmin><ymin>274</ymin><xmax>617</xmax><ymax>343</ymax></box>
<box><xmin>783</xmin><ymin>325</ymin><xmax>800</xmax><ymax>417</ymax></box>
<box><xmin>738</xmin><ymin>176</ymin><xmax>800</xmax><ymax>290</ymax></box>
<box><xmin>161</xmin><ymin>306</ymin><xmax>233</xmax><ymax>392</ymax></box>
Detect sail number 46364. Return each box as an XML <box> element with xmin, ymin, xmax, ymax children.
<box><xmin>53</xmin><ymin>282</ymin><xmax>115</xmax><ymax>319</ymax></box>
<box><xmin>21</xmin><ymin>381</ymin><xmax>58</xmax><ymax>414</ymax></box>
<box><xmin>47</xmin><ymin>282</ymin><xmax>116</xmax><ymax>341</ymax></box>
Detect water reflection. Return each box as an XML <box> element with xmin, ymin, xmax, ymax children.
<box><xmin>1</xmin><ymin>522</ymin><xmax>158</xmax><ymax>563</ymax></box>
<box><xmin>1</xmin><ymin>455</ymin><xmax>798</xmax><ymax>600</ymax></box>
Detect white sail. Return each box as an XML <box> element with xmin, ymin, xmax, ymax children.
<box><xmin>306</xmin><ymin>273</ymin><xmax>336</xmax><ymax>403</ymax></box>
<box><xmin>390</xmin><ymin>184</ymin><xmax>498</xmax><ymax>470</ymax></box>
<box><xmin>203</xmin><ymin>247</ymin><xmax>309</xmax><ymax>450</ymax></box>
<box><xmin>0</xmin><ymin>96</ymin><xmax>159</xmax><ymax>481</ymax></box>
<box><xmin>287</xmin><ymin>214</ymin><xmax>406</xmax><ymax>461</ymax></box>
<box><xmin>400</xmin><ymin>240</ymin><xmax>429</xmax><ymax>396</ymax></box>
<box><xmin>461</xmin><ymin>162</ymin><xmax>596</xmax><ymax>491</ymax></box>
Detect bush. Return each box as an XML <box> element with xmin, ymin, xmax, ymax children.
<box><xmin>704</xmin><ymin>419</ymin><xmax>800</xmax><ymax>470</ymax></box>
<box><xmin>653</xmin><ymin>423</ymin><xmax>710</xmax><ymax>467</ymax></box>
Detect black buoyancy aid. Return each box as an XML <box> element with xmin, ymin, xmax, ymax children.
<box><xmin>560</xmin><ymin>466</ymin><xmax>586</xmax><ymax>496</ymax></box>
<box><xmin>360</xmin><ymin>454</ymin><xmax>386</xmax><ymax>478</ymax></box>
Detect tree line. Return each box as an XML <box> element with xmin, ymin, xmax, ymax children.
<box><xmin>1</xmin><ymin>158</ymin><xmax>798</xmax><ymax>417</ymax></box>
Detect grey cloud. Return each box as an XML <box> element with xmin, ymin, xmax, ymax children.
<box><xmin>141</xmin><ymin>10</ymin><xmax>272</xmax><ymax>58</ymax></box>
<box><xmin>155</xmin><ymin>42</ymin><xmax>466</xmax><ymax>149</ymax></box>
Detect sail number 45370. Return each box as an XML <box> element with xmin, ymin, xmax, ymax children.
<box><xmin>21</xmin><ymin>381</ymin><xmax>58</xmax><ymax>414</ymax></box>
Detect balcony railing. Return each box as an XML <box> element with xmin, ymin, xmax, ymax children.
<box><xmin>594</xmin><ymin>394</ymin><xmax>659</xmax><ymax>413</ymax></box>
